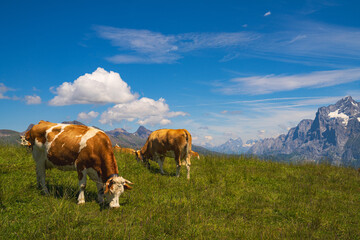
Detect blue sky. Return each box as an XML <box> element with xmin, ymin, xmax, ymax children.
<box><xmin>1</xmin><ymin>0</ymin><xmax>360</xmax><ymax>146</ymax></box>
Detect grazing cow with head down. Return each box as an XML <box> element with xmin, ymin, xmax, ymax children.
<box><xmin>135</xmin><ymin>129</ymin><xmax>192</xmax><ymax>179</ymax></box>
<box><xmin>23</xmin><ymin>120</ymin><xmax>132</xmax><ymax>208</ymax></box>
<box><xmin>114</xmin><ymin>144</ymin><xmax>136</xmax><ymax>156</ymax></box>
<box><xmin>190</xmin><ymin>150</ymin><xmax>200</xmax><ymax>160</ymax></box>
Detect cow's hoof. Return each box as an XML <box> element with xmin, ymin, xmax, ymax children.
<box><xmin>77</xmin><ymin>201</ymin><xmax>85</xmax><ymax>205</ymax></box>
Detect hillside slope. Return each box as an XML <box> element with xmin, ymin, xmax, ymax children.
<box><xmin>1</xmin><ymin>146</ymin><xmax>359</xmax><ymax>239</ymax></box>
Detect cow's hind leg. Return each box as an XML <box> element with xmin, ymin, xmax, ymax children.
<box><xmin>185</xmin><ymin>156</ymin><xmax>191</xmax><ymax>180</ymax></box>
<box><xmin>157</xmin><ymin>156</ymin><xmax>165</xmax><ymax>175</ymax></box>
<box><xmin>77</xmin><ymin>169</ymin><xmax>87</xmax><ymax>205</ymax></box>
<box><xmin>174</xmin><ymin>152</ymin><xmax>181</xmax><ymax>177</ymax></box>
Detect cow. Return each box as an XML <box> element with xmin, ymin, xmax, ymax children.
<box><xmin>190</xmin><ymin>150</ymin><xmax>200</xmax><ymax>160</ymax></box>
<box><xmin>23</xmin><ymin>120</ymin><xmax>133</xmax><ymax>208</ymax></box>
<box><xmin>114</xmin><ymin>144</ymin><xmax>136</xmax><ymax>156</ymax></box>
<box><xmin>135</xmin><ymin>129</ymin><xmax>192</xmax><ymax>179</ymax></box>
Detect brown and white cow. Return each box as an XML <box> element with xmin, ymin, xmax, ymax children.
<box><xmin>23</xmin><ymin>120</ymin><xmax>132</xmax><ymax>208</ymax></box>
<box><xmin>135</xmin><ymin>129</ymin><xmax>192</xmax><ymax>179</ymax></box>
<box><xmin>114</xmin><ymin>144</ymin><xmax>136</xmax><ymax>156</ymax></box>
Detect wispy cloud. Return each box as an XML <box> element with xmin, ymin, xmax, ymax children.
<box><xmin>94</xmin><ymin>26</ymin><xmax>259</xmax><ymax>64</ymax></box>
<box><xmin>95</xmin><ymin>21</ymin><xmax>360</xmax><ymax>66</ymax></box>
<box><xmin>218</xmin><ymin>68</ymin><xmax>360</xmax><ymax>95</ymax></box>
<box><xmin>256</xmin><ymin>21</ymin><xmax>360</xmax><ymax>65</ymax></box>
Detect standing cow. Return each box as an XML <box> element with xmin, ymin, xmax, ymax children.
<box><xmin>23</xmin><ymin>120</ymin><xmax>132</xmax><ymax>208</ymax></box>
<box><xmin>135</xmin><ymin>129</ymin><xmax>192</xmax><ymax>179</ymax></box>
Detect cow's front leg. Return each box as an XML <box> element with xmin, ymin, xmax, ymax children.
<box><xmin>35</xmin><ymin>160</ymin><xmax>49</xmax><ymax>195</ymax></box>
<box><xmin>96</xmin><ymin>182</ymin><xmax>105</xmax><ymax>204</ymax></box>
<box><xmin>87</xmin><ymin>168</ymin><xmax>104</xmax><ymax>204</ymax></box>
<box><xmin>77</xmin><ymin>169</ymin><xmax>87</xmax><ymax>205</ymax></box>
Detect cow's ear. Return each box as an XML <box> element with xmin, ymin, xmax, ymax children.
<box><xmin>124</xmin><ymin>183</ymin><xmax>133</xmax><ymax>190</ymax></box>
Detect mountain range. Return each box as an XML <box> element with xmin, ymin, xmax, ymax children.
<box><xmin>0</xmin><ymin>122</ymin><xmax>213</xmax><ymax>155</ymax></box>
<box><xmin>248</xmin><ymin>96</ymin><xmax>360</xmax><ymax>167</ymax></box>
<box><xmin>2</xmin><ymin>96</ymin><xmax>360</xmax><ymax>166</ymax></box>
<box><xmin>208</xmin><ymin>138</ymin><xmax>257</xmax><ymax>154</ymax></box>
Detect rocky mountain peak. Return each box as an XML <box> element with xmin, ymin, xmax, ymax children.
<box><xmin>134</xmin><ymin>126</ymin><xmax>152</xmax><ymax>139</ymax></box>
<box><xmin>106</xmin><ymin>128</ymin><xmax>129</xmax><ymax>137</ymax></box>
<box><xmin>249</xmin><ymin>96</ymin><xmax>360</xmax><ymax>167</ymax></box>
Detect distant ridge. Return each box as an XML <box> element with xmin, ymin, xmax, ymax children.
<box><xmin>62</xmin><ymin>120</ymin><xmax>86</xmax><ymax>126</ymax></box>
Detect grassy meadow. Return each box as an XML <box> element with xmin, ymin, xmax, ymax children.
<box><xmin>0</xmin><ymin>145</ymin><xmax>359</xmax><ymax>239</ymax></box>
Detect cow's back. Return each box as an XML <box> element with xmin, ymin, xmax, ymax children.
<box><xmin>145</xmin><ymin>129</ymin><xmax>191</xmax><ymax>155</ymax></box>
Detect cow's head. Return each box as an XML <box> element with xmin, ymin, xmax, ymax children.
<box><xmin>135</xmin><ymin>150</ymin><xmax>150</xmax><ymax>168</ymax></box>
<box><xmin>135</xmin><ymin>150</ymin><xmax>143</xmax><ymax>162</ymax></box>
<box><xmin>20</xmin><ymin>132</ymin><xmax>32</xmax><ymax>149</ymax></box>
<box><xmin>104</xmin><ymin>176</ymin><xmax>133</xmax><ymax>208</ymax></box>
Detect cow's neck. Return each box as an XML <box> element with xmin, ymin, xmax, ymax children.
<box><xmin>100</xmin><ymin>156</ymin><xmax>119</xmax><ymax>182</ymax></box>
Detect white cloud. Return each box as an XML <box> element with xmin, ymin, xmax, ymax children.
<box><xmin>264</xmin><ymin>11</ymin><xmax>271</xmax><ymax>16</ymax></box>
<box><xmin>0</xmin><ymin>83</ymin><xmax>11</xmax><ymax>99</ymax></box>
<box><xmin>219</xmin><ymin>68</ymin><xmax>360</xmax><ymax>95</ymax></box>
<box><xmin>25</xmin><ymin>95</ymin><xmax>41</xmax><ymax>104</ymax></box>
<box><xmin>100</xmin><ymin>97</ymin><xmax>187</xmax><ymax>126</ymax></box>
<box><xmin>49</xmin><ymin>67</ymin><xmax>138</xmax><ymax>106</ymax></box>
<box><xmin>77</xmin><ymin>111</ymin><xmax>99</xmax><ymax>123</ymax></box>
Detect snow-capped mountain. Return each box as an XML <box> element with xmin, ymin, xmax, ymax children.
<box><xmin>248</xmin><ymin>96</ymin><xmax>360</xmax><ymax>167</ymax></box>
<box><xmin>209</xmin><ymin>138</ymin><xmax>258</xmax><ymax>154</ymax></box>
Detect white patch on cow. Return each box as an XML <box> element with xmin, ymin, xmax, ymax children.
<box><xmin>45</xmin><ymin>124</ymin><xmax>67</xmax><ymax>153</ymax></box>
<box><xmin>77</xmin><ymin>168</ymin><xmax>87</xmax><ymax>205</ymax></box>
<box><xmin>328</xmin><ymin>110</ymin><xmax>349</xmax><ymax>126</ymax></box>
<box><xmin>78</xmin><ymin>127</ymin><xmax>101</xmax><ymax>153</ymax></box>
<box><xmin>62</xmin><ymin>143</ymin><xmax>65</xmax><ymax>148</ymax></box>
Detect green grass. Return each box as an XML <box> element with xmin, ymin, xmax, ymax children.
<box><xmin>1</xmin><ymin>145</ymin><xmax>359</xmax><ymax>239</ymax></box>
